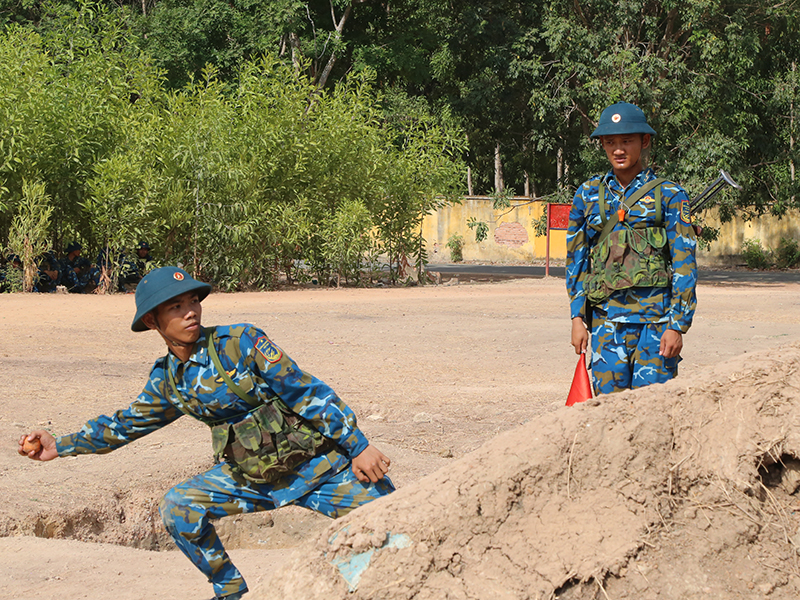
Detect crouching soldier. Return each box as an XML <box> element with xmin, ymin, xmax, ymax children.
<box><xmin>19</xmin><ymin>266</ymin><xmax>394</xmax><ymax>600</ymax></box>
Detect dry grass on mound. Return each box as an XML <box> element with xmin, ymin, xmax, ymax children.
<box><xmin>252</xmin><ymin>344</ymin><xmax>800</xmax><ymax>600</ymax></box>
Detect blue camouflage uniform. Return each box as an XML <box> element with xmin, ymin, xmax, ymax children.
<box><xmin>566</xmin><ymin>167</ymin><xmax>698</xmax><ymax>394</ymax></box>
<box><xmin>36</xmin><ymin>251</ymin><xmax>62</xmax><ymax>292</ymax></box>
<box><xmin>55</xmin><ymin>323</ymin><xmax>393</xmax><ymax>598</ymax></box>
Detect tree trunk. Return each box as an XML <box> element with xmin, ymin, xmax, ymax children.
<box><xmin>557</xmin><ymin>147</ymin><xmax>564</xmax><ymax>190</ymax></box>
<box><xmin>317</xmin><ymin>1</ymin><xmax>354</xmax><ymax>88</ymax></box>
<box><xmin>290</xmin><ymin>33</ymin><xmax>302</xmax><ymax>72</ymax></box>
<box><xmin>494</xmin><ymin>142</ymin><xmax>504</xmax><ymax>194</ymax></box>
<box><xmin>524</xmin><ymin>171</ymin><xmax>530</xmax><ymax>197</ymax></box>
<box><xmin>467</xmin><ymin>166</ymin><xmax>473</xmax><ymax>196</ymax></box>
<box><xmin>789</xmin><ymin>61</ymin><xmax>797</xmax><ymax>202</ymax></box>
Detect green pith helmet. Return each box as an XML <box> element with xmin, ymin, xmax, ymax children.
<box><xmin>131</xmin><ymin>266</ymin><xmax>211</xmax><ymax>332</ymax></box>
<box><xmin>590</xmin><ymin>102</ymin><xmax>656</xmax><ymax>138</ymax></box>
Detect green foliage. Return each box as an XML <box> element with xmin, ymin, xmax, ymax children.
<box><xmin>321</xmin><ymin>199</ymin><xmax>375</xmax><ymax>286</ymax></box>
<box><xmin>445</xmin><ymin>232</ymin><xmax>464</xmax><ymax>262</ymax></box>
<box><xmin>467</xmin><ymin>216</ymin><xmax>489</xmax><ymax>243</ymax></box>
<box><xmin>0</xmin><ymin>2</ymin><xmax>165</xmax><ymax>254</ymax></box>
<box><xmin>6</xmin><ymin>180</ymin><xmax>53</xmax><ymax>292</ymax></box>
<box><xmin>774</xmin><ymin>237</ymin><xmax>800</xmax><ymax>269</ymax></box>
<box><xmin>490</xmin><ymin>188</ymin><xmax>512</xmax><ymax>210</ymax></box>
<box><xmin>2</xmin><ymin>260</ymin><xmax>23</xmax><ymax>292</ymax></box>
<box><xmin>0</xmin><ymin>6</ymin><xmax>465</xmax><ymax>291</ymax></box>
<box><xmin>741</xmin><ymin>238</ymin><xmax>772</xmax><ymax>270</ymax></box>
<box><xmin>533</xmin><ymin>211</ymin><xmax>548</xmax><ymax>239</ymax></box>
<box><xmin>695</xmin><ymin>224</ymin><xmax>721</xmax><ymax>250</ymax></box>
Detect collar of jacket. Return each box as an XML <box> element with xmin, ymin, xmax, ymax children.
<box><xmin>602</xmin><ymin>167</ymin><xmax>656</xmax><ymax>194</ymax></box>
<box><xmin>165</xmin><ymin>326</ymin><xmax>212</xmax><ymax>372</ymax></box>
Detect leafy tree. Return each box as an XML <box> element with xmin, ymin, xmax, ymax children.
<box><xmin>0</xmin><ymin>2</ymin><xmax>165</xmax><ymax>255</ymax></box>
<box><xmin>6</xmin><ymin>180</ymin><xmax>52</xmax><ymax>292</ymax></box>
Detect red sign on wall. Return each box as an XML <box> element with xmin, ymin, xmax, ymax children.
<box><xmin>548</xmin><ymin>203</ymin><xmax>571</xmax><ymax>230</ymax></box>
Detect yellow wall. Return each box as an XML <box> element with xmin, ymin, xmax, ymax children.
<box><xmin>423</xmin><ymin>197</ymin><xmax>800</xmax><ymax>266</ymax></box>
<box><xmin>697</xmin><ymin>208</ymin><xmax>800</xmax><ymax>266</ymax></box>
<box><xmin>423</xmin><ymin>197</ymin><xmax>566</xmax><ymax>263</ymax></box>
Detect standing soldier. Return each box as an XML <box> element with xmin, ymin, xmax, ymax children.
<box><xmin>566</xmin><ymin>101</ymin><xmax>697</xmax><ymax>394</ymax></box>
<box><xmin>19</xmin><ymin>266</ymin><xmax>393</xmax><ymax>600</ymax></box>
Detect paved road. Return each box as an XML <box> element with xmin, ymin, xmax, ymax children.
<box><xmin>425</xmin><ymin>263</ymin><xmax>800</xmax><ymax>285</ymax></box>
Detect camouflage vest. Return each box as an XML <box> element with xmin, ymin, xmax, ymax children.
<box><xmin>165</xmin><ymin>328</ymin><xmax>328</xmax><ymax>483</ymax></box>
<box><xmin>585</xmin><ymin>178</ymin><xmax>671</xmax><ymax>305</ymax></box>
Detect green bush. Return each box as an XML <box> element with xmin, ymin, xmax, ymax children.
<box><xmin>741</xmin><ymin>239</ymin><xmax>772</xmax><ymax>270</ymax></box>
<box><xmin>774</xmin><ymin>237</ymin><xmax>800</xmax><ymax>269</ymax></box>
<box><xmin>445</xmin><ymin>233</ymin><xmax>464</xmax><ymax>262</ymax></box>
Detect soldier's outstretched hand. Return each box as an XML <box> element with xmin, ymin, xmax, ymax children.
<box><xmin>351</xmin><ymin>444</ymin><xmax>391</xmax><ymax>483</ymax></box>
<box><xmin>18</xmin><ymin>430</ymin><xmax>58</xmax><ymax>461</ymax></box>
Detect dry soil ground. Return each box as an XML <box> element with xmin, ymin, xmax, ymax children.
<box><xmin>1</xmin><ymin>274</ymin><xmax>799</xmax><ymax>599</ymax></box>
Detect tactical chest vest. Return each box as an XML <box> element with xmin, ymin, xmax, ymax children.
<box><xmin>584</xmin><ymin>178</ymin><xmax>671</xmax><ymax>304</ymax></box>
<box><xmin>165</xmin><ymin>328</ymin><xmax>328</xmax><ymax>483</ymax></box>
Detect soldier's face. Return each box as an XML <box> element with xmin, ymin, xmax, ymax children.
<box><xmin>150</xmin><ymin>291</ymin><xmax>203</xmax><ymax>345</ymax></box>
<box><xmin>601</xmin><ymin>134</ymin><xmax>650</xmax><ymax>174</ymax></box>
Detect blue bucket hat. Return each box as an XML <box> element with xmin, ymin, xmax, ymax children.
<box><xmin>590</xmin><ymin>102</ymin><xmax>656</xmax><ymax>138</ymax></box>
<box><xmin>131</xmin><ymin>266</ymin><xmax>211</xmax><ymax>332</ymax></box>
<box><xmin>66</xmin><ymin>241</ymin><xmax>82</xmax><ymax>254</ymax></box>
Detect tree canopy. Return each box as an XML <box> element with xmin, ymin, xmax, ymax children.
<box><xmin>0</xmin><ymin>0</ymin><xmax>798</xmax><ymax>286</ymax></box>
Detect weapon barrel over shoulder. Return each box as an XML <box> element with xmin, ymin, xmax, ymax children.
<box><xmin>690</xmin><ymin>169</ymin><xmax>742</xmax><ymax>212</ymax></box>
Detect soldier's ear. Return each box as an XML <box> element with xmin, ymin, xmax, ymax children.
<box><xmin>641</xmin><ymin>133</ymin><xmax>651</xmax><ymax>149</ymax></box>
<box><xmin>141</xmin><ymin>312</ymin><xmax>158</xmax><ymax>331</ymax></box>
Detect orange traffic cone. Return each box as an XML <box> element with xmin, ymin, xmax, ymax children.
<box><xmin>566</xmin><ymin>352</ymin><xmax>593</xmax><ymax>406</ymax></box>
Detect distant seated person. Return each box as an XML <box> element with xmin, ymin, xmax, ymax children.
<box><xmin>59</xmin><ymin>242</ymin><xmax>98</xmax><ymax>294</ymax></box>
<box><xmin>134</xmin><ymin>240</ymin><xmax>154</xmax><ymax>276</ymax></box>
<box><xmin>74</xmin><ymin>256</ymin><xmax>99</xmax><ymax>294</ymax></box>
<box><xmin>36</xmin><ymin>251</ymin><xmax>61</xmax><ymax>293</ymax></box>
<box><xmin>59</xmin><ymin>241</ymin><xmax>83</xmax><ymax>292</ymax></box>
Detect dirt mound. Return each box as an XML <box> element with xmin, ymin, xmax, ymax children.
<box><xmin>251</xmin><ymin>344</ymin><xmax>800</xmax><ymax>600</ymax></box>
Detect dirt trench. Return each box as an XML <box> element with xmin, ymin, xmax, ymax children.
<box><xmin>251</xmin><ymin>344</ymin><xmax>800</xmax><ymax>600</ymax></box>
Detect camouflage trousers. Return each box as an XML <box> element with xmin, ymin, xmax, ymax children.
<box><xmin>159</xmin><ymin>462</ymin><xmax>394</xmax><ymax>598</ymax></box>
<box><xmin>590</xmin><ymin>313</ymin><xmax>680</xmax><ymax>395</ymax></box>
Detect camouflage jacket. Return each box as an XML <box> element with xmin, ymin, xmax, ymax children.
<box><xmin>566</xmin><ymin>168</ymin><xmax>697</xmax><ymax>332</ymax></box>
<box><xmin>56</xmin><ymin>324</ymin><xmax>369</xmax><ymax>506</ymax></box>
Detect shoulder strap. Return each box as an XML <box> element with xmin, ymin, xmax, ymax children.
<box><xmin>205</xmin><ymin>327</ymin><xmax>260</xmax><ymax>409</ymax></box>
<box><xmin>596</xmin><ymin>177</ymin><xmax>666</xmax><ymax>245</ymax></box>
<box><xmin>654</xmin><ymin>184</ymin><xmax>663</xmax><ymax>227</ymax></box>
<box><xmin>165</xmin><ymin>360</ymin><xmax>214</xmax><ymax>424</ymax></box>
<box><xmin>599</xmin><ymin>182</ymin><xmax>608</xmax><ymax>227</ymax></box>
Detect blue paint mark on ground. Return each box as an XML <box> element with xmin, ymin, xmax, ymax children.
<box><xmin>329</xmin><ymin>532</ymin><xmax>412</xmax><ymax>592</ymax></box>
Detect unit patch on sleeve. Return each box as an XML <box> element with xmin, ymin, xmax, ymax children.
<box><xmin>680</xmin><ymin>199</ymin><xmax>691</xmax><ymax>225</ymax></box>
<box><xmin>255</xmin><ymin>337</ymin><xmax>283</xmax><ymax>363</ymax></box>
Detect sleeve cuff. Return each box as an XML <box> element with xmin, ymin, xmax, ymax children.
<box><xmin>55</xmin><ymin>434</ymin><xmax>78</xmax><ymax>457</ymax></box>
<box><xmin>668</xmin><ymin>319</ymin><xmax>691</xmax><ymax>334</ymax></box>
<box><xmin>345</xmin><ymin>429</ymin><xmax>370</xmax><ymax>458</ymax></box>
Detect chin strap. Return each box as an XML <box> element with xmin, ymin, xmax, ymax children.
<box><xmin>158</xmin><ymin>326</ymin><xmax>191</xmax><ymax>348</ymax></box>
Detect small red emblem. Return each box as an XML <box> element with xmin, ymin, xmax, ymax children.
<box><xmin>174</xmin><ymin>272</ymin><xmax>185</xmax><ymax>281</ymax></box>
